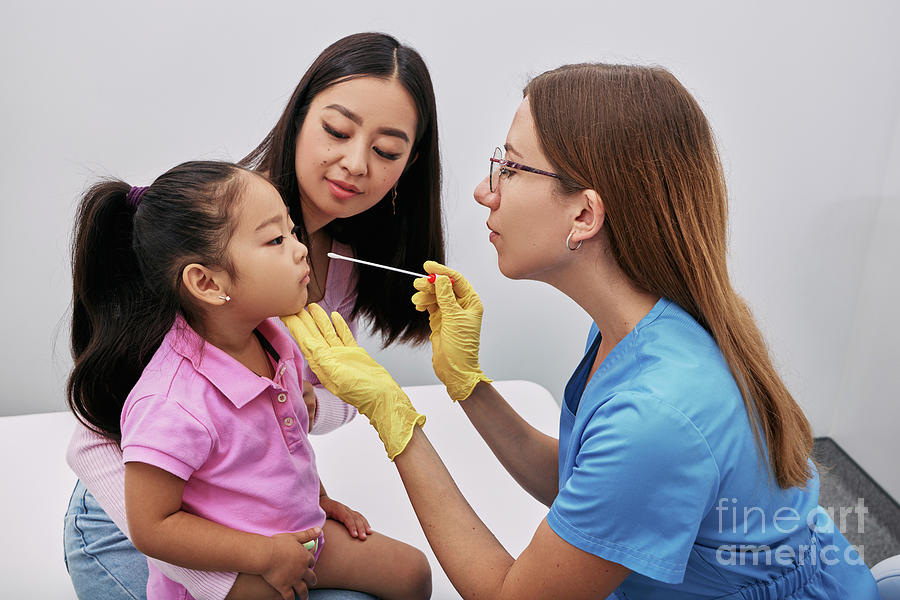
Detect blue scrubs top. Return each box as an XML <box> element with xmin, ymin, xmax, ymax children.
<box><xmin>547</xmin><ymin>299</ymin><xmax>878</xmax><ymax>599</ymax></box>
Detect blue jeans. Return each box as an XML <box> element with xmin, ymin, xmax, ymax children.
<box><xmin>64</xmin><ymin>480</ymin><xmax>376</xmax><ymax>599</ymax></box>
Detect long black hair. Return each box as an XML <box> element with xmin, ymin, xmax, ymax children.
<box><xmin>241</xmin><ymin>32</ymin><xmax>444</xmax><ymax>346</ymax></box>
<box><xmin>68</xmin><ymin>161</ymin><xmax>246</xmax><ymax>440</ymax></box>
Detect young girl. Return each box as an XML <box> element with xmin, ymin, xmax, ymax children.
<box><xmin>65</xmin><ymin>32</ymin><xmax>444</xmax><ymax>600</ymax></box>
<box><xmin>68</xmin><ymin>160</ymin><xmax>431</xmax><ymax>600</ymax></box>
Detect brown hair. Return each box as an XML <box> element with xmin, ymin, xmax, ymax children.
<box><xmin>525</xmin><ymin>63</ymin><xmax>813</xmax><ymax>489</ymax></box>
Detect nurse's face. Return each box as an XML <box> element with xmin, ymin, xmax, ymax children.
<box><xmin>475</xmin><ymin>98</ymin><xmax>573</xmax><ymax>281</ymax></box>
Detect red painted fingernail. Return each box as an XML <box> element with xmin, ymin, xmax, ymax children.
<box><xmin>428</xmin><ymin>274</ymin><xmax>436</xmax><ymax>283</ymax></box>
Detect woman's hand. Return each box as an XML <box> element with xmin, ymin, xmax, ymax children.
<box><xmin>281</xmin><ymin>304</ymin><xmax>425</xmax><ymax>460</ymax></box>
<box><xmin>411</xmin><ymin>261</ymin><xmax>492</xmax><ymax>402</ymax></box>
<box><xmin>302</xmin><ymin>380</ymin><xmax>317</xmax><ymax>432</ymax></box>
<box><xmin>320</xmin><ymin>495</ymin><xmax>372</xmax><ymax>540</ymax></box>
<box><xmin>260</xmin><ymin>530</ymin><xmax>319</xmax><ymax>600</ymax></box>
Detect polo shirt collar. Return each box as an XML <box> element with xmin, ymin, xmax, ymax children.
<box><xmin>256</xmin><ymin>317</ymin><xmax>301</xmax><ymax>366</ymax></box>
<box><xmin>166</xmin><ymin>314</ymin><xmax>295</xmax><ymax>409</ymax></box>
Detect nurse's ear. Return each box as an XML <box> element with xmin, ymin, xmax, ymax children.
<box><xmin>566</xmin><ymin>188</ymin><xmax>606</xmax><ymax>249</ymax></box>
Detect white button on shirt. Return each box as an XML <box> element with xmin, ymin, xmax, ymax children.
<box><xmin>277</xmin><ymin>393</ymin><xmax>287</xmax><ymax>403</ymax></box>
<box><xmin>283</xmin><ymin>417</ymin><xmax>294</xmax><ymax>427</ymax></box>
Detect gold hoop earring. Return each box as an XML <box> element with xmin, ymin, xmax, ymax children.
<box><xmin>391</xmin><ymin>185</ymin><xmax>398</xmax><ymax>215</ymax></box>
<box><xmin>566</xmin><ymin>232</ymin><xmax>582</xmax><ymax>251</ymax></box>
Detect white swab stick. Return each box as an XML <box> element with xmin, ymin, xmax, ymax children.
<box><xmin>328</xmin><ymin>252</ymin><xmax>453</xmax><ymax>283</ymax></box>
<box><xmin>327</xmin><ymin>252</ymin><xmax>426</xmax><ymax>278</ymax></box>
<box><xmin>326</xmin><ymin>252</ymin><xmax>452</xmax><ymax>283</ymax></box>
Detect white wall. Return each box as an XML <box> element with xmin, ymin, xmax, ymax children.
<box><xmin>2</xmin><ymin>2</ymin><xmax>899</xmax><ymax>493</ymax></box>
<box><xmin>831</xmin><ymin>101</ymin><xmax>900</xmax><ymax>500</ymax></box>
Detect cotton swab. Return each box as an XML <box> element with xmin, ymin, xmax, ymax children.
<box><xmin>327</xmin><ymin>252</ymin><xmax>451</xmax><ymax>283</ymax></box>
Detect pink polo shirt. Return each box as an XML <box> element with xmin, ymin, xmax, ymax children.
<box><xmin>121</xmin><ymin>314</ymin><xmax>325</xmax><ymax>600</ymax></box>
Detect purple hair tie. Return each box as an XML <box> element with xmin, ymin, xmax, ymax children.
<box><xmin>126</xmin><ymin>186</ymin><xmax>148</xmax><ymax>209</ymax></box>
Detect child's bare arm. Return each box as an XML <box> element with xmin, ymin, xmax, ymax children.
<box><xmin>125</xmin><ymin>462</ymin><xmax>318</xmax><ymax>599</ymax></box>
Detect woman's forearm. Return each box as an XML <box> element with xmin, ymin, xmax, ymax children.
<box><xmin>394</xmin><ymin>427</ymin><xmax>515</xmax><ymax>599</ymax></box>
<box><xmin>460</xmin><ymin>382</ymin><xmax>559</xmax><ymax>506</ymax></box>
<box><xmin>395</xmin><ymin>427</ymin><xmax>627</xmax><ymax>600</ymax></box>
<box><xmin>309</xmin><ymin>385</ymin><xmax>357</xmax><ymax>434</ymax></box>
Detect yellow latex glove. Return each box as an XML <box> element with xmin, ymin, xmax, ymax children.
<box><xmin>411</xmin><ymin>261</ymin><xmax>492</xmax><ymax>402</ymax></box>
<box><xmin>281</xmin><ymin>304</ymin><xmax>425</xmax><ymax>460</ymax></box>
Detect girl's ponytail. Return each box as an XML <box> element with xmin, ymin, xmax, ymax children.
<box><xmin>67</xmin><ymin>161</ymin><xmax>245</xmax><ymax>442</ymax></box>
<box><xmin>67</xmin><ymin>181</ymin><xmax>168</xmax><ymax>441</ymax></box>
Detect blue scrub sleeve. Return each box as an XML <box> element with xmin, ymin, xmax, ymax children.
<box><xmin>548</xmin><ymin>392</ymin><xmax>720</xmax><ymax>584</ymax></box>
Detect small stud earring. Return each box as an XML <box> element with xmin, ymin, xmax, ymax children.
<box><xmin>218</xmin><ymin>295</ymin><xmax>231</xmax><ymax>302</ymax></box>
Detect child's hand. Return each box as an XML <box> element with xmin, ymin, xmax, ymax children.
<box><xmin>261</xmin><ymin>530</ymin><xmax>319</xmax><ymax>600</ymax></box>
<box><xmin>320</xmin><ymin>495</ymin><xmax>372</xmax><ymax>540</ymax></box>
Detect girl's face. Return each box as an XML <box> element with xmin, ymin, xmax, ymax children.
<box><xmin>475</xmin><ymin>98</ymin><xmax>574</xmax><ymax>281</ymax></box>
<box><xmin>225</xmin><ymin>173</ymin><xmax>310</xmax><ymax>319</ymax></box>
<box><xmin>294</xmin><ymin>76</ymin><xmax>418</xmax><ymax>233</ymax></box>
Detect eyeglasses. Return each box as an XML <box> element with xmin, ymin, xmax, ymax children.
<box><xmin>489</xmin><ymin>146</ymin><xmax>559</xmax><ymax>193</ymax></box>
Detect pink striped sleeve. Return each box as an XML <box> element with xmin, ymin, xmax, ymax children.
<box><xmin>309</xmin><ymin>385</ymin><xmax>359</xmax><ymax>434</ymax></box>
<box><xmin>66</xmin><ymin>424</ymin><xmax>237</xmax><ymax>599</ymax></box>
